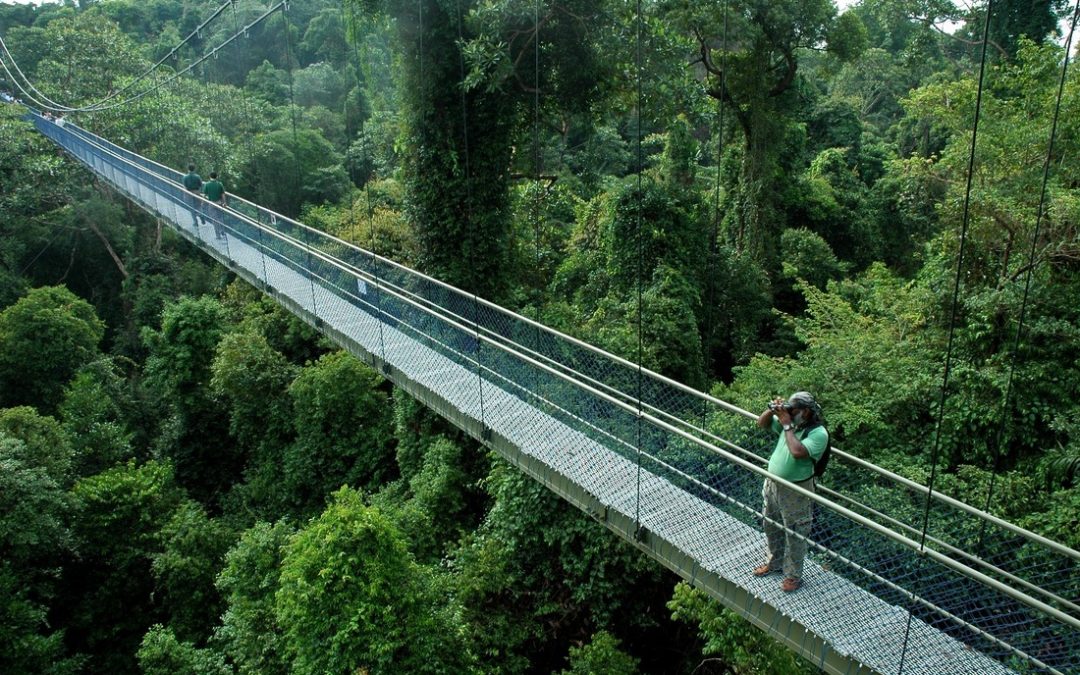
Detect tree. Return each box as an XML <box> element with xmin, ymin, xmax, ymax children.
<box><xmin>347</xmin><ymin>0</ymin><xmax>611</xmax><ymax>301</ymax></box>
<box><xmin>275</xmin><ymin>487</ymin><xmax>471</xmax><ymax>674</ymax></box>
<box><xmin>143</xmin><ymin>296</ymin><xmax>237</xmax><ymax>505</ymax></box>
<box><xmin>668</xmin><ymin>582</ymin><xmax>812</xmax><ymax>674</ymax></box>
<box><xmin>22</xmin><ymin>12</ymin><xmax>145</xmax><ymax>108</ymax></box>
<box><xmin>210</xmin><ymin>330</ymin><xmax>296</xmax><ymax>454</ymax></box>
<box><xmin>559</xmin><ymin>630</ymin><xmax>639</xmax><ymax>675</ymax></box>
<box><xmin>236</xmin><ymin>127</ymin><xmax>350</xmax><ymax>217</ymax></box>
<box><xmin>214</xmin><ymin>520</ymin><xmax>295</xmax><ymax>675</ymax></box>
<box><xmin>59</xmin><ymin>360</ymin><xmax>136</xmax><ymax>478</ymax></box>
<box><xmin>0</xmin><ymin>107</ymin><xmax>80</xmax><ymax>308</ymax></box>
<box><xmin>988</xmin><ymin>0</ymin><xmax>1066</xmax><ymax>60</ymax></box>
<box><xmin>210</xmin><ymin>329</ymin><xmax>297</xmax><ymax>517</ymax></box>
<box><xmin>664</xmin><ymin>0</ymin><xmax>865</xmax><ymax>272</ymax></box>
<box><xmin>284</xmin><ymin>351</ymin><xmax>394</xmax><ymax>513</ymax></box>
<box><xmin>136</xmin><ymin>625</ymin><xmax>230</xmax><ymax>675</ymax></box>
<box><xmin>64</xmin><ymin>460</ymin><xmax>183</xmax><ymax>674</ymax></box>
<box><xmin>449</xmin><ymin>460</ymin><xmax>668</xmax><ymax>673</ymax></box>
<box><xmin>0</xmin><ymin>434</ymin><xmax>80</xmax><ymax>674</ymax></box>
<box><xmin>0</xmin><ymin>285</ymin><xmax>105</xmax><ymax>413</ymax></box>
<box><xmin>150</xmin><ymin>501</ymin><xmax>235</xmax><ymax>644</ymax></box>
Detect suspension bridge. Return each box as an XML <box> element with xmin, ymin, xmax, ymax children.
<box><xmin>22</xmin><ymin>110</ymin><xmax>1079</xmax><ymax>675</ymax></box>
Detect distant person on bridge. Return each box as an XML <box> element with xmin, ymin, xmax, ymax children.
<box><xmin>202</xmin><ymin>172</ymin><xmax>227</xmax><ymax>239</ymax></box>
<box><xmin>753</xmin><ymin>391</ymin><xmax>829</xmax><ymax>592</ymax></box>
<box><xmin>182</xmin><ymin>164</ymin><xmax>204</xmax><ymax>226</ymax></box>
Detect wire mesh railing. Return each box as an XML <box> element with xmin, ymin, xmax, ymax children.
<box><xmin>31</xmin><ymin>111</ymin><xmax>1079</xmax><ymax>674</ymax></box>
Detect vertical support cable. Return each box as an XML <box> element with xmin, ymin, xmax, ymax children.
<box><xmin>701</xmin><ymin>0</ymin><xmax>729</xmax><ymax>431</ymax></box>
<box><xmin>345</xmin><ymin>0</ymin><xmax>387</xmax><ymax>365</ymax></box>
<box><xmin>281</xmin><ymin>1</ymin><xmax>318</xmax><ymax>319</ymax></box>
<box><xmin>367</xmin><ymin>189</ymin><xmax>388</xmax><ymax>364</ymax></box>
<box><xmin>977</xmin><ymin>0</ymin><xmax>1080</xmax><ymax>549</ymax></box>
<box><xmin>454</xmin><ymin>0</ymin><xmax>486</xmax><ymax>433</ymax></box>
<box><xmin>532</xmin><ymin>0</ymin><xmax>543</xmax><ymax>401</ymax></box>
<box><xmin>633</xmin><ymin>0</ymin><xmax>645</xmax><ymax>536</ymax></box>
<box><xmin>233</xmin><ymin>0</ymin><xmax>269</xmax><ymax>285</ymax></box>
<box><xmin>899</xmin><ymin>2</ymin><xmax>994</xmax><ymax>672</ymax></box>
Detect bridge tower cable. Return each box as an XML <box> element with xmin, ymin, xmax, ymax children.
<box><xmin>231</xmin><ymin>0</ymin><xmax>270</xmax><ymax>283</ymax></box>
<box><xmin>0</xmin><ymin>0</ymin><xmax>236</xmax><ymax>114</ymax></box>
<box><xmin>453</xmin><ymin>0</ymin><xmax>488</xmax><ymax>435</ymax></box>
<box><xmin>898</xmin><ymin>1</ymin><xmax>995</xmax><ymax>671</ymax></box>
<box><xmin>702</xmin><ymin>0</ymin><xmax>729</xmax><ymax>425</ymax></box>
<box><xmin>532</xmin><ymin>0</ymin><xmax>543</xmax><ymax>394</ymax></box>
<box><xmin>342</xmin><ymin>0</ymin><xmax>388</xmax><ymax>366</ymax></box>
<box><xmin>978</xmin><ymin>0</ymin><xmax>1080</xmax><ymax>549</ymax></box>
<box><xmin>633</xmin><ymin>0</ymin><xmax>645</xmax><ymax>537</ymax></box>
<box><xmin>279</xmin><ymin>1</ymin><xmax>318</xmax><ymax>319</ymax></box>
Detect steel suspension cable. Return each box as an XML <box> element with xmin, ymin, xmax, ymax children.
<box><xmin>0</xmin><ymin>1</ymin><xmax>271</xmax><ymax>114</ymax></box>
<box><xmin>978</xmin><ymin>0</ymin><xmax>1080</xmax><ymax>544</ymax></box>
<box><xmin>633</xmin><ymin>0</ymin><xmax>645</xmax><ymax>534</ymax></box>
<box><xmin>701</xmin><ymin>0</ymin><xmax>728</xmax><ymax>415</ymax></box>
<box><xmin>532</xmin><ymin>0</ymin><xmax>543</xmax><ymax>380</ymax></box>
<box><xmin>343</xmin><ymin>0</ymin><xmax>388</xmax><ymax>362</ymax></box>
<box><xmin>899</xmin><ymin>1</ymin><xmax>996</xmax><ymax>671</ymax></box>
<box><xmin>452</xmin><ymin>0</ymin><xmax>487</xmax><ymax>431</ymax></box>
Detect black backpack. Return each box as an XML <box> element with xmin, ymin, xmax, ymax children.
<box><xmin>811</xmin><ymin>445</ymin><xmax>831</xmax><ymax>478</ymax></box>
<box><xmin>803</xmin><ymin>425</ymin><xmax>830</xmax><ymax>478</ymax></box>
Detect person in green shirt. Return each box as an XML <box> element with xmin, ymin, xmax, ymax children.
<box><xmin>202</xmin><ymin>172</ymin><xmax>227</xmax><ymax>239</ymax></box>
<box><xmin>182</xmin><ymin>164</ymin><xmax>203</xmax><ymax>226</ymax></box>
<box><xmin>752</xmin><ymin>391</ymin><xmax>829</xmax><ymax>592</ymax></box>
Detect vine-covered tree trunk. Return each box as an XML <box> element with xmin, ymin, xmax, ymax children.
<box><xmin>732</xmin><ymin>101</ymin><xmax>785</xmax><ymax>275</ymax></box>
<box><xmin>395</xmin><ymin>0</ymin><xmax>515</xmax><ymax>302</ymax></box>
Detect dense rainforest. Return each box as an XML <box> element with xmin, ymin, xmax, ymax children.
<box><xmin>1</xmin><ymin>0</ymin><xmax>1078</xmax><ymax>672</ymax></box>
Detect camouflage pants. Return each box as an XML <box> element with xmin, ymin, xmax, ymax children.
<box><xmin>762</xmin><ymin>476</ymin><xmax>815</xmax><ymax>580</ymax></box>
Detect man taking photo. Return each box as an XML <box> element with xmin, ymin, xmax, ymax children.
<box><xmin>752</xmin><ymin>391</ymin><xmax>828</xmax><ymax>592</ymax></box>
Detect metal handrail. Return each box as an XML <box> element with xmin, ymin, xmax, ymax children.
<box><xmin>39</xmin><ymin>116</ymin><xmax>1080</xmax><ymax>639</ymax></box>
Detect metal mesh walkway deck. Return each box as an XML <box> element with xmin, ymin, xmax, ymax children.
<box><xmin>31</xmin><ymin>112</ymin><xmax>1079</xmax><ymax>675</ymax></box>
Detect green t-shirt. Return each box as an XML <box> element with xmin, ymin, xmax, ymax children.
<box><xmin>203</xmin><ymin>180</ymin><xmax>225</xmax><ymax>202</ymax></box>
<box><xmin>767</xmin><ymin>419</ymin><xmax>828</xmax><ymax>482</ymax></box>
<box><xmin>183</xmin><ymin>171</ymin><xmax>202</xmax><ymax>191</ymax></box>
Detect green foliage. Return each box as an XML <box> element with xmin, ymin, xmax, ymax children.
<box><xmin>27</xmin><ymin>12</ymin><xmax>145</xmax><ymax>107</ymax></box>
<box><xmin>0</xmin><ymin>285</ymin><xmax>105</xmax><ymax>413</ymax></box>
<box><xmin>450</xmin><ymin>460</ymin><xmax>666</xmax><ymax>673</ymax></box>
<box><xmin>0</xmin><ymin>560</ymin><xmax>82</xmax><ymax>675</ymax></box>
<box><xmin>275</xmin><ymin>487</ymin><xmax>471</xmax><ymax>674</ymax></box>
<box><xmin>211</xmin><ymin>330</ymin><xmax>296</xmax><ymax>452</ymax></box>
<box><xmin>0</xmin><ymin>107</ymin><xmax>79</xmax><ymax>307</ymax></box>
<box><xmin>214</xmin><ymin>520</ymin><xmax>294</xmax><ymax>675</ymax></box>
<box><xmin>67</xmin><ymin>460</ymin><xmax>183</xmax><ymax>673</ymax></box>
<box><xmin>0</xmin><ymin>433</ymin><xmax>80</xmax><ymax>674</ymax></box>
<box><xmin>560</xmin><ymin>630</ymin><xmax>639</xmax><ymax>675</ymax></box>
<box><xmin>725</xmin><ymin>263</ymin><xmax>940</xmax><ymax>462</ymax></box>
<box><xmin>780</xmin><ymin>228</ymin><xmax>847</xmax><ymax>291</ymax></box>
<box><xmin>586</xmin><ymin>265</ymin><xmax>707</xmax><ymax>389</ymax></box>
<box><xmin>0</xmin><ymin>434</ymin><xmax>73</xmax><ymax>568</ymax></box>
<box><xmin>237</xmin><ymin>127</ymin><xmax>350</xmax><ymax>217</ymax></box>
<box><xmin>245</xmin><ymin>60</ymin><xmax>291</xmax><ymax>105</ymax></box>
<box><xmin>150</xmin><ymin>501</ymin><xmax>235</xmax><ymax>644</ymax></box>
<box><xmin>220</xmin><ymin>281</ymin><xmax>327</xmax><ymax>365</ymax></box>
<box><xmin>669</xmin><ymin>582</ymin><xmax>812</xmax><ymax>674</ymax></box>
<box><xmin>285</xmin><ymin>351</ymin><xmax>394</xmax><ymax>513</ymax></box>
<box><xmin>605</xmin><ymin>178</ymin><xmax>705</xmax><ymax>295</ymax></box>
<box><xmin>0</xmin><ymin>406</ymin><xmax>74</xmax><ymax>486</ymax></box>
<box><xmin>137</xmin><ymin>625</ymin><xmax>230</xmax><ymax>675</ymax></box>
<box><xmin>1021</xmin><ymin>487</ymin><xmax>1080</xmax><ymax>550</ymax></box>
<box><xmin>59</xmin><ymin>360</ymin><xmax>136</xmax><ymax>476</ymax></box>
<box><xmin>144</xmin><ymin>296</ymin><xmax>230</xmax><ymax>412</ymax></box>
<box><xmin>376</xmin><ymin>434</ymin><xmax>486</xmax><ymax>562</ymax></box>
<box><xmin>143</xmin><ymin>295</ymin><xmax>241</xmax><ymax>504</ymax></box>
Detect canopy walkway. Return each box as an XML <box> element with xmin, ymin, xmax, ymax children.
<box><xmin>30</xmin><ymin>112</ymin><xmax>1079</xmax><ymax>675</ymax></box>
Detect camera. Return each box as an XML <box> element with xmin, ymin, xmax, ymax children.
<box><xmin>768</xmin><ymin>401</ymin><xmax>792</xmax><ymax>412</ymax></box>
